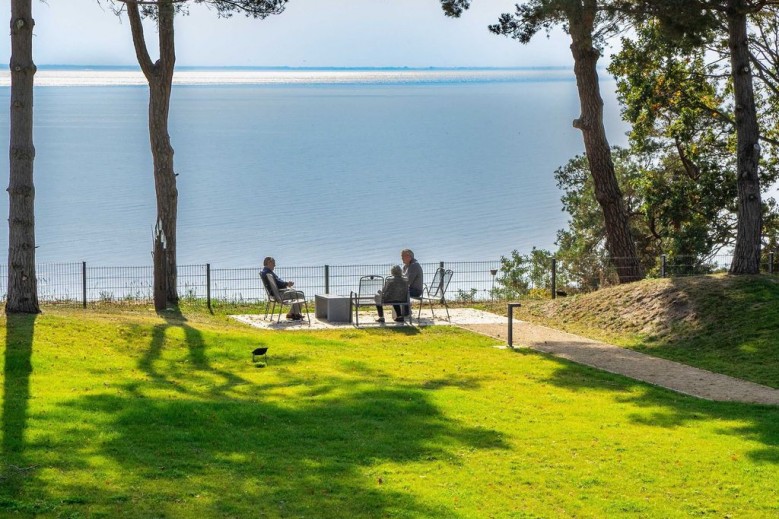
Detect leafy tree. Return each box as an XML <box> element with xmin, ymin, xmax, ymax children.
<box><xmin>609</xmin><ymin>7</ymin><xmax>779</xmax><ymax>262</ymax></box>
<box><xmin>440</xmin><ymin>0</ymin><xmax>643</xmax><ymax>284</ymax></box>
<box><xmin>6</xmin><ymin>0</ymin><xmax>39</xmax><ymax>314</ymax></box>
<box><xmin>553</xmin><ymin>149</ymin><xmax>655</xmax><ymax>288</ymax></box>
<box><xmin>746</xmin><ymin>6</ymin><xmax>779</xmax><ymax>148</ymax></box>
<box><xmin>494</xmin><ymin>247</ymin><xmax>555</xmax><ymax>299</ymax></box>
<box><xmin>609</xmin><ymin>23</ymin><xmax>741</xmax><ymax>255</ymax></box>
<box><xmin>612</xmin><ymin>0</ymin><xmax>779</xmax><ymax>274</ymax></box>
<box><xmin>108</xmin><ymin>0</ymin><xmax>287</xmax><ymax>310</ymax></box>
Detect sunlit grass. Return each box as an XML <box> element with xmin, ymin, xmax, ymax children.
<box><xmin>2</xmin><ymin>307</ymin><xmax>778</xmax><ymax>517</ymax></box>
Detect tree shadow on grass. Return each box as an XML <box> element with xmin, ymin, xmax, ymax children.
<box><xmin>1</xmin><ymin>314</ymin><xmax>37</xmax><ymax>497</ymax></box>
<box><xmin>522</xmin><ymin>348</ymin><xmax>779</xmax><ymax>465</ymax></box>
<box><xmin>51</xmin><ymin>373</ymin><xmax>507</xmax><ymax>517</ymax></box>
<box><xmin>135</xmin><ymin>306</ymin><xmax>252</xmax><ymax>398</ymax></box>
<box><xmin>639</xmin><ymin>275</ymin><xmax>779</xmax><ymax>388</ymax></box>
<box><xmin>359</xmin><ymin>326</ymin><xmax>422</xmax><ymax>336</ymax></box>
<box><xmin>20</xmin><ymin>308</ymin><xmax>506</xmax><ymax>517</ymax></box>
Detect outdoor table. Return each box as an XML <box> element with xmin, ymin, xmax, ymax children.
<box><xmin>315</xmin><ymin>293</ymin><xmax>352</xmax><ymax>323</ymax></box>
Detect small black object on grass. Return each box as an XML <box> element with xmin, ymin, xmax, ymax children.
<box><xmin>252</xmin><ymin>347</ymin><xmax>268</xmax><ymax>364</ymax></box>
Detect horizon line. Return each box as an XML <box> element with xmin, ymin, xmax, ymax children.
<box><xmin>32</xmin><ymin>64</ymin><xmax>572</xmax><ymax>71</ymax></box>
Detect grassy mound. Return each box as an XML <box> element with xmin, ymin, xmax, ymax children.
<box><xmin>514</xmin><ymin>274</ymin><xmax>779</xmax><ymax>387</ymax></box>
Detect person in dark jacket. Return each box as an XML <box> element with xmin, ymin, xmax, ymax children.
<box><xmin>375</xmin><ymin>265</ymin><xmax>409</xmax><ymax>323</ymax></box>
<box><xmin>261</xmin><ymin>256</ymin><xmax>303</xmax><ymax>320</ymax></box>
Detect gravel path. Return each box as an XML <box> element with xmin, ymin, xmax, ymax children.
<box><xmin>460</xmin><ymin>319</ymin><xmax>779</xmax><ymax>406</ymax></box>
<box><xmin>233</xmin><ymin>308</ymin><xmax>779</xmax><ymax>405</ymax></box>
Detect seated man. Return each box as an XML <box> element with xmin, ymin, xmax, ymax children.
<box><xmin>375</xmin><ymin>265</ymin><xmax>409</xmax><ymax>323</ymax></box>
<box><xmin>401</xmin><ymin>248</ymin><xmax>423</xmax><ymax>316</ymax></box>
<box><xmin>261</xmin><ymin>256</ymin><xmax>303</xmax><ymax>320</ymax></box>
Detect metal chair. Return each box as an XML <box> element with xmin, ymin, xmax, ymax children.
<box><xmin>350</xmin><ymin>275</ymin><xmax>384</xmax><ymax>327</ymax></box>
<box><xmin>413</xmin><ymin>268</ymin><xmax>453</xmax><ymax>321</ymax></box>
<box><xmin>264</xmin><ymin>273</ymin><xmax>310</xmax><ymax>325</ymax></box>
<box><xmin>381</xmin><ymin>274</ymin><xmax>412</xmax><ymax>325</ymax></box>
<box><xmin>259</xmin><ymin>272</ymin><xmax>276</xmax><ymax>319</ymax></box>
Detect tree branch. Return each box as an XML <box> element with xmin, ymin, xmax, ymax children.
<box><xmin>689</xmin><ymin>97</ymin><xmax>779</xmax><ymax>147</ymax></box>
<box><xmin>125</xmin><ymin>1</ymin><xmax>155</xmax><ymax>80</ymax></box>
<box><xmin>674</xmin><ymin>136</ymin><xmax>701</xmax><ymax>180</ymax></box>
<box><xmin>749</xmin><ymin>49</ymin><xmax>779</xmax><ymax>97</ymax></box>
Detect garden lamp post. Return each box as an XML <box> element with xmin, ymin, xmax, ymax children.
<box><xmin>490</xmin><ymin>269</ymin><xmax>498</xmax><ymax>301</ymax></box>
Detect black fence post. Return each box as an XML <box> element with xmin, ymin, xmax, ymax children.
<box><xmin>661</xmin><ymin>255</ymin><xmax>667</xmax><ymax>278</ymax></box>
<box><xmin>206</xmin><ymin>263</ymin><xmax>211</xmax><ymax>308</ymax></box>
<box><xmin>325</xmin><ymin>265</ymin><xmax>330</xmax><ymax>294</ymax></box>
<box><xmin>438</xmin><ymin>261</ymin><xmax>446</xmax><ymax>303</ymax></box>
<box><xmin>551</xmin><ymin>258</ymin><xmax>557</xmax><ymax>300</ymax></box>
<box><xmin>82</xmin><ymin>261</ymin><xmax>87</xmax><ymax>309</ymax></box>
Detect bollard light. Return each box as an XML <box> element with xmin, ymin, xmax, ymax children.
<box><xmin>490</xmin><ymin>269</ymin><xmax>498</xmax><ymax>301</ymax></box>
<box><xmin>507</xmin><ymin>302</ymin><xmax>521</xmax><ymax>348</ymax></box>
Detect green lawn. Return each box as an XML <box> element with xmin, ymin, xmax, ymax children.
<box><xmin>2</xmin><ymin>308</ymin><xmax>778</xmax><ymax>518</ymax></box>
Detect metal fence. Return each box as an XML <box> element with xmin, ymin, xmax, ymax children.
<box><xmin>0</xmin><ymin>260</ymin><xmax>501</xmax><ymax>305</ymax></box>
<box><xmin>0</xmin><ymin>251</ymin><xmax>775</xmax><ymax>306</ymax></box>
<box><xmin>550</xmin><ymin>252</ymin><xmax>777</xmax><ymax>297</ymax></box>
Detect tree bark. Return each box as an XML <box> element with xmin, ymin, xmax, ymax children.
<box><xmin>127</xmin><ymin>0</ymin><xmax>178</xmax><ymax>310</ymax></box>
<box><xmin>6</xmin><ymin>0</ymin><xmax>40</xmax><ymax>314</ymax></box>
<box><xmin>727</xmin><ymin>0</ymin><xmax>762</xmax><ymax>274</ymax></box>
<box><xmin>568</xmin><ymin>1</ymin><xmax>642</xmax><ymax>283</ymax></box>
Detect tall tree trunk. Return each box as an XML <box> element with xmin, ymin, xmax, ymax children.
<box><xmin>728</xmin><ymin>0</ymin><xmax>762</xmax><ymax>274</ymax></box>
<box><xmin>127</xmin><ymin>0</ymin><xmax>178</xmax><ymax>310</ymax></box>
<box><xmin>6</xmin><ymin>0</ymin><xmax>39</xmax><ymax>314</ymax></box>
<box><xmin>568</xmin><ymin>1</ymin><xmax>642</xmax><ymax>283</ymax></box>
<box><xmin>149</xmin><ymin>69</ymin><xmax>178</xmax><ymax>309</ymax></box>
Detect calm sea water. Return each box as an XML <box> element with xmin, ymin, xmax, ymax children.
<box><xmin>0</xmin><ymin>68</ymin><xmax>629</xmax><ymax>267</ymax></box>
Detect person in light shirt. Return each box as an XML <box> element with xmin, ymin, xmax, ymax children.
<box><xmin>401</xmin><ymin>248</ymin><xmax>423</xmax><ymax>318</ymax></box>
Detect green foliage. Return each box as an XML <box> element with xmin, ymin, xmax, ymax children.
<box><xmin>453</xmin><ymin>287</ymin><xmax>478</xmax><ymax>303</ymax></box>
<box><xmin>114</xmin><ymin>0</ymin><xmax>288</xmax><ymax>20</ymax></box>
<box><xmin>553</xmin><ymin>149</ymin><xmax>658</xmax><ymax>289</ymax></box>
<box><xmin>606</xmin><ymin>19</ymin><xmax>779</xmax><ymax>257</ymax></box>
<box><xmin>609</xmin><ymin>22</ymin><xmax>741</xmax><ymax>260</ymax></box>
<box><xmin>551</xmin><ymin>17</ymin><xmax>779</xmax><ymax>283</ymax></box>
<box><xmin>439</xmin><ymin>0</ymin><xmax>471</xmax><ymax>18</ymax></box>
<box><xmin>487</xmin><ymin>0</ymin><xmax>623</xmax><ymax>48</ymax></box>
<box><xmin>493</xmin><ymin>248</ymin><xmax>554</xmax><ymax>299</ymax></box>
<box><xmin>608</xmin><ymin>0</ymin><xmax>719</xmax><ymax>49</ymax></box>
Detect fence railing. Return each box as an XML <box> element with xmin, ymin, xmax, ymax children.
<box><xmin>0</xmin><ymin>260</ymin><xmax>502</xmax><ymax>306</ymax></box>
<box><xmin>0</xmin><ymin>251</ymin><xmax>775</xmax><ymax>306</ymax></box>
<box><xmin>549</xmin><ymin>252</ymin><xmax>777</xmax><ymax>298</ymax></box>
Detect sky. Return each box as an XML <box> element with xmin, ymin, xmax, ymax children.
<box><xmin>0</xmin><ymin>0</ymin><xmax>575</xmax><ymax>68</ymax></box>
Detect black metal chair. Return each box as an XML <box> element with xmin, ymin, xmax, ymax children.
<box><xmin>350</xmin><ymin>275</ymin><xmax>384</xmax><ymax>327</ymax></box>
<box><xmin>413</xmin><ymin>268</ymin><xmax>453</xmax><ymax>321</ymax></box>
<box><xmin>264</xmin><ymin>273</ymin><xmax>310</xmax><ymax>325</ymax></box>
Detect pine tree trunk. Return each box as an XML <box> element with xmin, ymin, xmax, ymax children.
<box><xmin>126</xmin><ymin>0</ymin><xmax>178</xmax><ymax>310</ymax></box>
<box><xmin>568</xmin><ymin>1</ymin><xmax>642</xmax><ymax>283</ymax></box>
<box><xmin>728</xmin><ymin>1</ymin><xmax>762</xmax><ymax>274</ymax></box>
<box><xmin>149</xmin><ymin>77</ymin><xmax>178</xmax><ymax>310</ymax></box>
<box><xmin>6</xmin><ymin>0</ymin><xmax>40</xmax><ymax>314</ymax></box>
